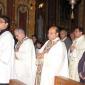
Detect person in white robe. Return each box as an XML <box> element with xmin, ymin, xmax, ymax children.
<box><xmin>68</xmin><ymin>27</ymin><xmax>85</xmax><ymax>82</ymax></box>
<box><xmin>37</xmin><ymin>26</ymin><xmax>69</xmax><ymax>85</ymax></box>
<box><xmin>14</xmin><ymin>28</ymin><xmax>36</xmax><ymax>85</ymax></box>
<box><xmin>35</xmin><ymin>42</ymin><xmax>43</xmax><ymax>85</ymax></box>
<box><xmin>60</xmin><ymin>29</ymin><xmax>72</xmax><ymax>52</ymax></box>
<box><xmin>0</xmin><ymin>16</ymin><xmax>15</xmax><ymax>85</ymax></box>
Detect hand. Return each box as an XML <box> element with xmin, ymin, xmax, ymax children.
<box><xmin>15</xmin><ymin>55</ymin><xmax>19</xmax><ymax>60</ymax></box>
<box><xmin>79</xmin><ymin>73</ymin><xmax>85</xmax><ymax>80</ymax></box>
<box><xmin>37</xmin><ymin>53</ymin><xmax>44</xmax><ymax>59</ymax></box>
<box><xmin>70</xmin><ymin>45</ymin><xmax>76</xmax><ymax>52</ymax></box>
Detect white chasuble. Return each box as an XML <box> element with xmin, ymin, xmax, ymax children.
<box><xmin>39</xmin><ymin>37</ymin><xmax>69</xmax><ymax>85</ymax></box>
<box><xmin>68</xmin><ymin>35</ymin><xmax>85</xmax><ymax>82</ymax></box>
<box><xmin>0</xmin><ymin>31</ymin><xmax>15</xmax><ymax>83</ymax></box>
<box><xmin>14</xmin><ymin>37</ymin><xmax>36</xmax><ymax>85</ymax></box>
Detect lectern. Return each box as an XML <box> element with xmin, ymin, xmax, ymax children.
<box><xmin>55</xmin><ymin>76</ymin><xmax>84</xmax><ymax>85</ymax></box>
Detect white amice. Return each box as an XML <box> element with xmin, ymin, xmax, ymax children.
<box><xmin>39</xmin><ymin>37</ymin><xmax>69</xmax><ymax>85</ymax></box>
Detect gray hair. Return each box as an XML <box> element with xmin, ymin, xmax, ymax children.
<box><xmin>14</xmin><ymin>28</ymin><xmax>26</xmax><ymax>35</ymax></box>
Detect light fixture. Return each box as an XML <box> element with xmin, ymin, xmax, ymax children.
<box><xmin>67</xmin><ymin>0</ymin><xmax>81</xmax><ymax>19</ymax></box>
<box><xmin>39</xmin><ymin>3</ymin><xmax>44</xmax><ymax>8</ymax></box>
<box><xmin>69</xmin><ymin>0</ymin><xmax>78</xmax><ymax>9</ymax></box>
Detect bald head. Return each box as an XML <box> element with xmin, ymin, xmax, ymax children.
<box><xmin>48</xmin><ymin>26</ymin><xmax>59</xmax><ymax>41</ymax></box>
<box><xmin>14</xmin><ymin>28</ymin><xmax>26</xmax><ymax>41</ymax></box>
<box><xmin>49</xmin><ymin>26</ymin><xmax>59</xmax><ymax>33</ymax></box>
<box><xmin>14</xmin><ymin>28</ymin><xmax>26</xmax><ymax>35</ymax></box>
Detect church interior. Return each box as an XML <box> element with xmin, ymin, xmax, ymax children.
<box><xmin>0</xmin><ymin>0</ymin><xmax>85</xmax><ymax>42</ymax></box>
<box><xmin>0</xmin><ymin>0</ymin><xmax>85</xmax><ymax>85</ymax></box>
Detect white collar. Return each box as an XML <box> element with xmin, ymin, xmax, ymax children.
<box><xmin>49</xmin><ymin>37</ymin><xmax>60</xmax><ymax>44</ymax></box>
<box><xmin>75</xmin><ymin>35</ymin><xmax>84</xmax><ymax>42</ymax></box>
<box><xmin>61</xmin><ymin>37</ymin><xmax>67</xmax><ymax>41</ymax></box>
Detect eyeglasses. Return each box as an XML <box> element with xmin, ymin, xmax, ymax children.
<box><xmin>0</xmin><ymin>21</ymin><xmax>5</xmax><ymax>23</ymax></box>
<box><xmin>0</xmin><ymin>19</ymin><xmax>5</xmax><ymax>23</ymax></box>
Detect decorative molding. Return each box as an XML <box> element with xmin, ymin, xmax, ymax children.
<box><xmin>0</xmin><ymin>0</ymin><xmax>7</xmax><ymax>14</ymax></box>
<box><xmin>18</xmin><ymin>5</ymin><xmax>28</xmax><ymax>13</ymax></box>
<box><xmin>14</xmin><ymin>0</ymin><xmax>35</xmax><ymax>36</ymax></box>
<box><xmin>17</xmin><ymin>4</ymin><xmax>28</xmax><ymax>31</ymax></box>
<box><xmin>0</xmin><ymin>3</ymin><xmax>4</xmax><ymax>14</ymax></box>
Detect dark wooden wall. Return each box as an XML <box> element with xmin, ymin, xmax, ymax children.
<box><xmin>35</xmin><ymin>0</ymin><xmax>85</xmax><ymax>42</ymax></box>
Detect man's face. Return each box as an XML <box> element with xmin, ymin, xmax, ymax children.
<box><xmin>0</xmin><ymin>18</ymin><xmax>8</xmax><ymax>30</ymax></box>
<box><xmin>74</xmin><ymin>28</ymin><xmax>82</xmax><ymax>38</ymax></box>
<box><xmin>32</xmin><ymin>36</ymin><xmax>37</xmax><ymax>43</ymax></box>
<box><xmin>60</xmin><ymin>30</ymin><xmax>67</xmax><ymax>39</ymax></box>
<box><xmin>48</xmin><ymin>28</ymin><xmax>58</xmax><ymax>41</ymax></box>
<box><xmin>14</xmin><ymin>31</ymin><xmax>25</xmax><ymax>41</ymax></box>
<box><xmin>70</xmin><ymin>32</ymin><xmax>75</xmax><ymax>40</ymax></box>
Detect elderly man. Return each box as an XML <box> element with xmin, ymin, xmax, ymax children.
<box><xmin>14</xmin><ymin>28</ymin><xmax>36</xmax><ymax>85</ymax></box>
<box><xmin>60</xmin><ymin>29</ymin><xmax>72</xmax><ymax>51</ymax></box>
<box><xmin>37</xmin><ymin>26</ymin><xmax>69</xmax><ymax>85</ymax></box>
<box><xmin>68</xmin><ymin>27</ymin><xmax>85</xmax><ymax>82</ymax></box>
<box><xmin>0</xmin><ymin>16</ymin><xmax>15</xmax><ymax>85</ymax></box>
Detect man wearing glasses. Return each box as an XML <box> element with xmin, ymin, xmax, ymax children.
<box><xmin>0</xmin><ymin>16</ymin><xmax>15</xmax><ymax>85</ymax></box>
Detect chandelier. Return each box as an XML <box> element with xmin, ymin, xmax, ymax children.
<box><xmin>67</xmin><ymin>0</ymin><xmax>81</xmax><ymax>19</ymax></box>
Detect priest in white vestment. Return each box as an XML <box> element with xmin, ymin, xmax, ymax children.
<box><xmin>37</xmin><ymin>26</ymin><xmax>69</xmax><ymax>85</ymax></box>
<box><xmin>0</xmin><ymin>16</ymin><xmax>15</xmax><ymax>85</ymax></box>
<box><xmin>68</xmin><ymin>27</ymin><xmax>85</xmax><ymax>82</ymax></box>
<box><xmin>14</xmin><ymin>28</ymin><xmax>36</xmax><ymax>85</ymax></box>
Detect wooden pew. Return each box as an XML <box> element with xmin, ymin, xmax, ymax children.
<box><xmin>55</xmin><ymin>76</ymin><xmax>84</xmax><ymax>85</ymax></box>
<box><xmin>9</xmin><ymin>79</ymin><xmax>25</xmax><ymax>85</ymax></box>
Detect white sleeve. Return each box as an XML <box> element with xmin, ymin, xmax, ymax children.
<box><xmin>0</xmin><ymin>33</ymin><xmax>14</xmax><ymax>64</ymax></box>
<box><xmin>16</xmin><ymin>39</ymin><xmax>36</xmax><ymax>85</ymax></box>
<box><xmin>46</xmin><ymin>42</ymin><xmax>69</xmax><ymax>77</ymax></box>
<box><xmin>26</xmin><ymin>40</ymin><xmax>36</xmax><ymax>85</ymax></box>
<box><xmin>55</xmin><ymin>43</ymin><xmax>69</xmax><ymax>77</ymax></box>
<box><xmin>38</xmin><ymin>40</ymin><xmax>48</xmax><ymax>53</ymax></box>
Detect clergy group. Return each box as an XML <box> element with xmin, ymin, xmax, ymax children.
<box><xmin>0</xmin><ymin>15</ymin><xmax>85</xmax><ymax>85</ymax></box>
